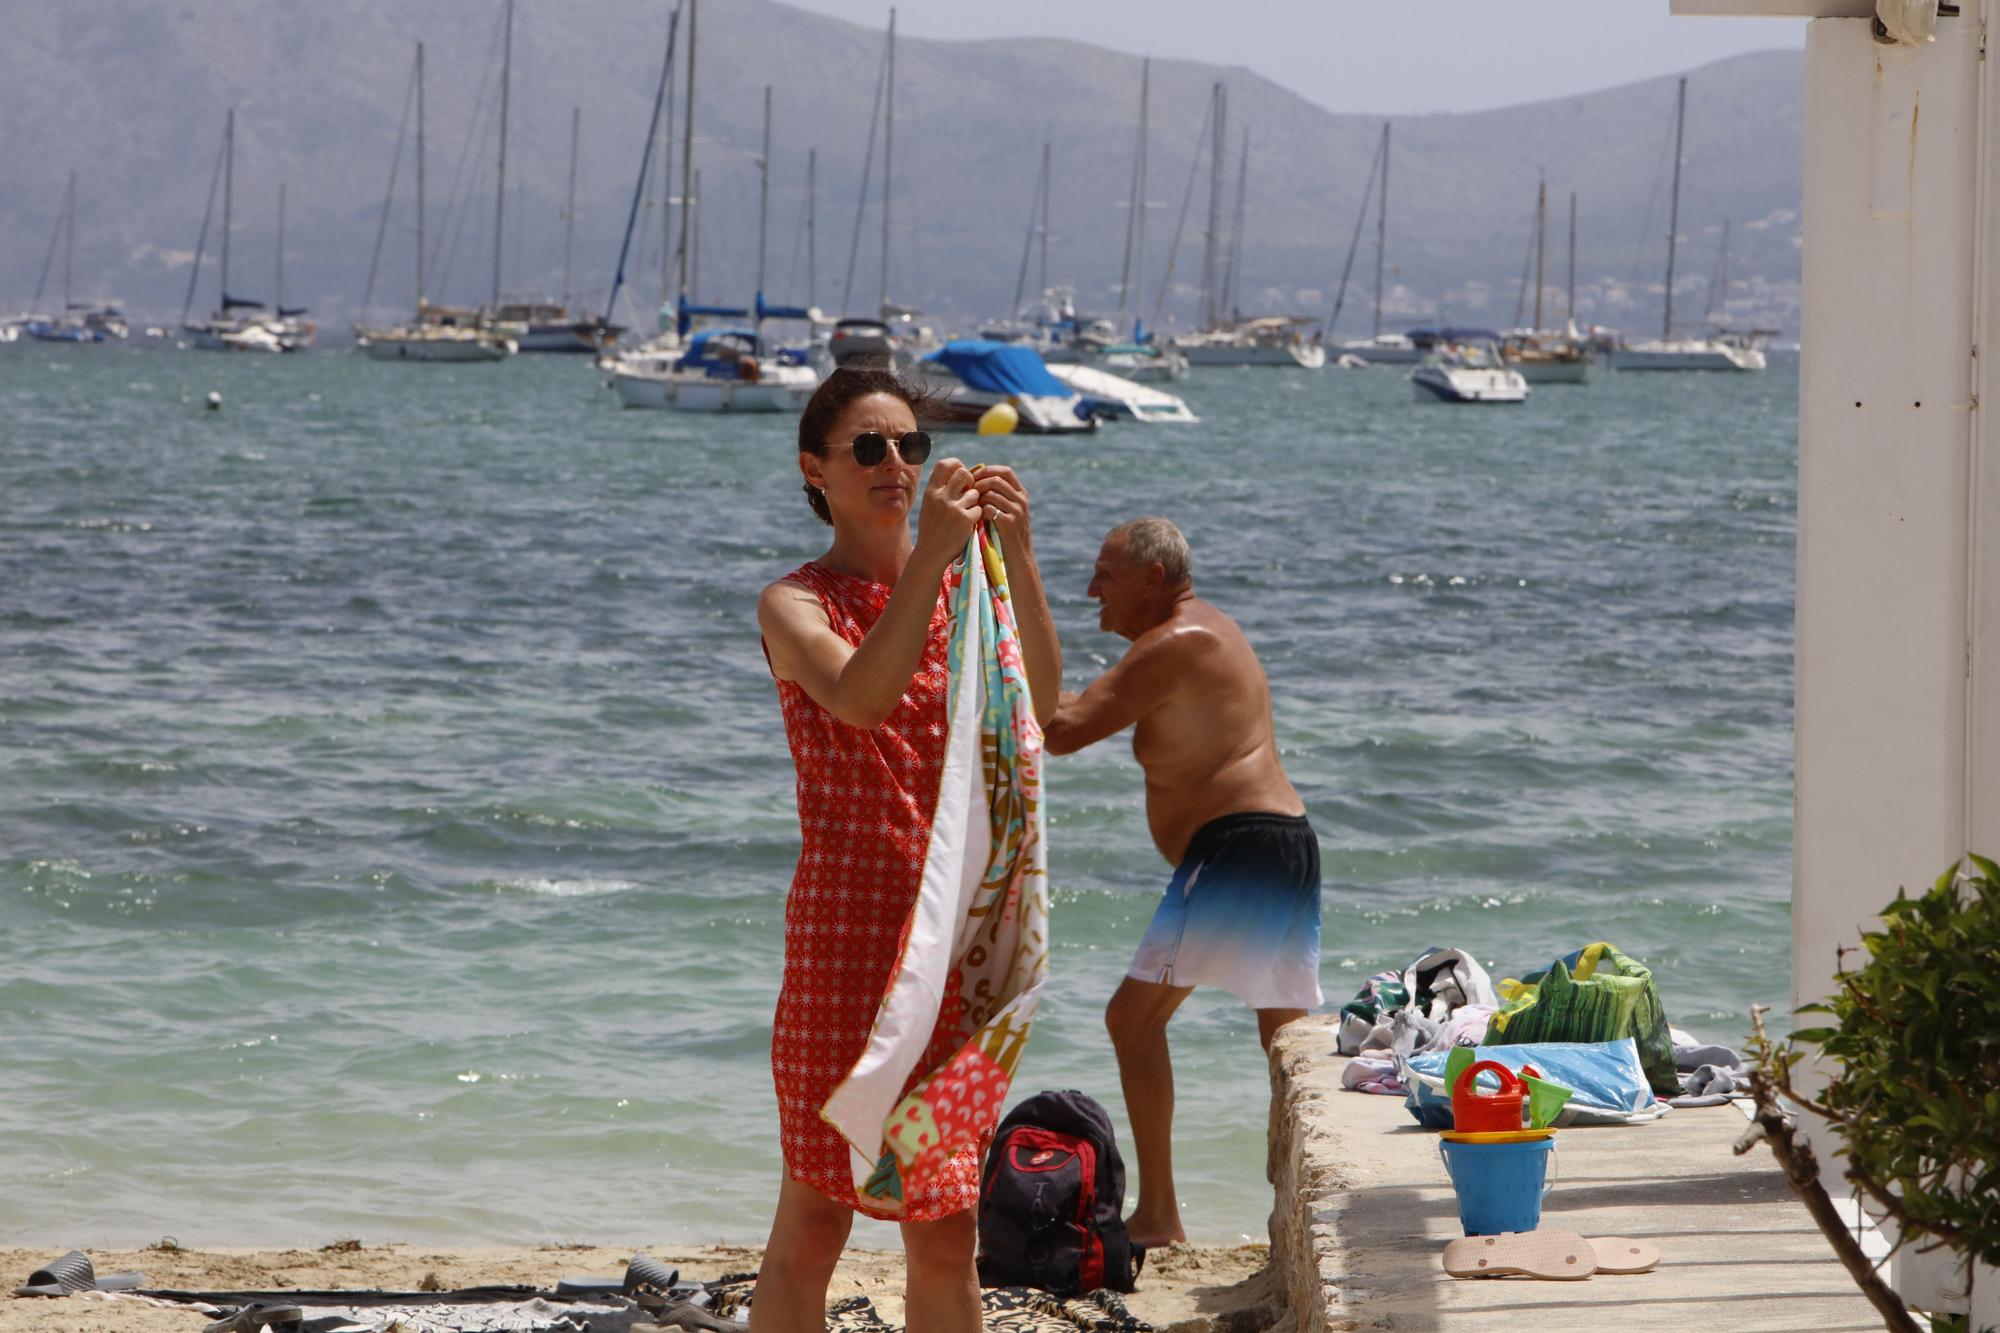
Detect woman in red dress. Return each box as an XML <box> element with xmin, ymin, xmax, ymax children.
<box><xmin>753</xmin><ymin>368</ymin><xmax>1060</xmax><ymax>1330</ymax></box>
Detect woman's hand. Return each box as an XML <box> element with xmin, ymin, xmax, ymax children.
<box><xmin>972</xmin><ymin>465</ymin><xmax>1034</xmax><ymax>553</ymax></box>
<box><xmin>914</xmin><ymin>457</ymin><xmax>982</xmax><ymax>570</ymax></box>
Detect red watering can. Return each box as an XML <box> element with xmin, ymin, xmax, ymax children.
<box><xmin>1451</xmin><ymin>1060</ymin><xmax>1542</xmax><ymax>1134</ymax></box>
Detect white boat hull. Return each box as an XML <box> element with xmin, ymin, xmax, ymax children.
<box><xmin>1614</xmin><ymin>340</ymin><xmax>1766</xmax><ymax>371</ymax></box>
<box><xmin>1178</xmin><ymin>340</ymin><xmax>1326</xmax><ymax>368</ymax></box>
<box><xmin>360</xmin><ymin>332</ymin><xmax>516</xmax><ymax>362</ymax></box>
<box><xmin>1328</xmin><ymin>338</ymin><xmax>1423</xmax><ymax>366</ymax></box>
<box><xmin>1412</xmin><ymin>364</ymin><xmax>1530</xmax><ymax>403</ymax></box>
<box><xmin>1045</xmin><ymin>363</ymin><xmax>1198</xmax><ymax>424</ymax></box>
<box><xmin>611</xmin><ymin>365</ymin><xmax>817</xmax><ymax>412</ymax></box>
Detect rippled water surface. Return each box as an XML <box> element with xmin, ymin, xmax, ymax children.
<box><xmin>0</xmin><ymin>342</ymin><xmax>1797</xmax><ymax>1246</ymax></box>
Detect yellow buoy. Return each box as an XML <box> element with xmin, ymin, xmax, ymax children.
<box><xmin>976</xmin><ymin>401</ymin><xmax>1019</xmax><ymax>436</ymax></box>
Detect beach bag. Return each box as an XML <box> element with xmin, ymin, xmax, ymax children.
<box><xmin>976</xmin><ymin>1090</ymin><xmax>1141</xmax><ymax>1295</ymax></box>
<box><xmin>1486</xmin><ymin>943</ymin><xmax>1680</xmax><ymax>1096</ymax></box>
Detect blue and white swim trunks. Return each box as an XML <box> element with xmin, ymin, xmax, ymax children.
<box><xmin>1128</xmin><ymin>811</ymin><xmax>1324</xmax><ymax>1010</ymax></box>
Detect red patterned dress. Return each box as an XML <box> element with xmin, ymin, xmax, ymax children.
<box><xmin>765</xmin><ymin>559</ymin><xmax>983</xmax><ymax>1220</ymax></box>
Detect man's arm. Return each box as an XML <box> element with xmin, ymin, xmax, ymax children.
<box><xmin>1043</xmin><ymin>633</ymin><xmax>1182</xmax><ymax>755</ymax></box>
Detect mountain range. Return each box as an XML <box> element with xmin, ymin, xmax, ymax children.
<box><xmin>2</xmin><ymin>2</ymin><xmax>1803</xmax><ymax>335</ymax></box>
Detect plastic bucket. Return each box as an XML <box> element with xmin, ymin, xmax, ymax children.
<box><xmin>1438</xmin><ymin>1137</ymin><xmax>1558</xmax><ymax>1235</ymax></box>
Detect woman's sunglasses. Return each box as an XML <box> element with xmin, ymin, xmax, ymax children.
<box><xmin>849</xmin><ymin>430</ymin><xmax>932</xmax><ymax>466</ymax></box>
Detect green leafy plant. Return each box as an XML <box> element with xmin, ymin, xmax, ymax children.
<box><xmin>1759</xmin><ymin>854</ymin><xmax>2000</xmax><ymax>1269</ymax></box>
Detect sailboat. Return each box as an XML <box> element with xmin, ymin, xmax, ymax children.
<box><xmin>356</xmin><ymin>43</ymin><xmax>516</xmax><ymax>362</ymax></box>
<box><xmin>1326</xmin><ymin>123</ymin><xmax>1420</xmax><ymax>366</ymax></box>
<box><xmin>1614</xmin><ymin>78</ymin><xmax>1767</xmax><ymax>372</ymax></box>
<box><xmin>1500</xmin><ymin>180</ymin><xmax>1593</xmax><ymax>383</ymax></box>
<box><xmin>475</xmin><ymin>3</ymin><xmax>621</xmax><ymax>353</ymax></box>
<box><xmin>22</xmin><ymin>172</ymin><xmax>124</xmax><ymax>342</ymax></box>
<box><xmin>1170</xmin><ymin>88</ymin><xmax>1325</xmax><ymax>369</ymax></box>
<box><xmin>604</xmin><ymin>9</ymin><xmax>819</xmax><ymax>411</ymax></box>
<box><xmin>182</xmin><ymin>109</ymin><xmax>310</xmax><ymax>353</ymax></box>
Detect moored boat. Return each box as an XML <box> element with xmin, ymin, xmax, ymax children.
<box><xmin>1044</xmin><ymin>361</ymin><xmax>1198</xmax><ymax>424</ymax></box>
<box><xmin>1412</xmin><ymin>345</ymin><xmax>1530</xmax><ymax>403</ymax></box>
<box><xmin>1174</xmin><ymin>316</ymin><xmax>1326</xmax><ymax>368</ymax></box>
<box><xmin>906</xmin><ymin>340</ymin><xmax>1096</xmax><ymax>434</ymax></box>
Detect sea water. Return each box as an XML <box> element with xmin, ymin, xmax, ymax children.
<box><xmin>0</xmin><ymin>342</ymin><xmax>1796</xmax><ymax>1247</ymax></box>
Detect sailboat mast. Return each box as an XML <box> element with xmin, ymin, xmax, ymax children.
<box><xmin>692</xmin><ymin>167</ymin><xmax>702</xmax><ymax>301</ymax></box>
<box><xmin>1038</xmin><ymin>140</ymin><xmax>1050</xmax><ymax>298</ymax></box>
<box><xmin>1662</xmin><ymin>76</ymin><xmax>1686</xmax><ymax>341</ymax></box>
<box><xmin>806</xmin><ymin>148</ymin><xmax>817</xmax><ymax>309</ymax></box>
<box><xmin>677</xmin><ymin>0</ymin><xmax>697</xmax><ymax>307</ymax></box>
<box><xmin>563</xmin><ymin>106</ymin><xmax>580</xmax><ymax>309</ymax></box>
<box><xmin>492</xmin><ymin>0</ymin><xmax>513</xmax><ymax>309</ymax></box>
<box><xmin>222</xmin><ymin>108</ymin><xmax>235</xmax><ymax>307</ymax></box>
<box><xmin>757</xmin><ymin>85</ymin><xmax>772</xmax><ymax>301</ymax></box>
<box><xmin>417</xmin><ymin>43</ymin><xmax>427</xmax><ymax>307</ymax></box>
<box><xmin>1532</xmin><ymin>175</ymin><xmax>1545</xmax><ymax>331</ymax></box>
<box><xmin>63</xmin><ymin>170</ymin><xmax>76</xmax><ymax>309</ymax></box>
<box><xmin>1222</xmin><ymin>127</ymin><xmax>1248</xmax><ymax>322</ymax></box>
<box><xmin>1118</xmin><ymin>60</ymin><xmax>1148</xmax><ymax>324</ymax></box>
<box><xmin>1373</xmin><ymin>121</ymin><xmax>1388</xmax><ymax>338</ymax></box>
<box><xmin>660</xmin><ymin>22</ymin><xmax>677</xmax><ymax>318</ymax></box>
<box><xmin>1567</xmin><ymin>191</ymin><xmax>1576</xmax><ymax>327</ymax></box>
<box><xmin>1201</xmin><ymin>82</ymin><xmax>1227</xmax><ymax>329</ymax></box>
<box><xmin>879</xmin><ymin>7</ymin><xmax>896</xmax><ymax>311</ymax></box>
<box><xmin>276</xmin><ymin>181</ymin><xmax>286</xmax><ymax>311</ymax></box>
<box><xmin>184</xmin><ymin>129</ymin><xmax>226</xmax><ymax>323</ymax></box>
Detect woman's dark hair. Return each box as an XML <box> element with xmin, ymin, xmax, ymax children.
<box><xmin>795</xmin><ymin>364</ymin><xmax>935</xmax><ymax>525</ymax></box>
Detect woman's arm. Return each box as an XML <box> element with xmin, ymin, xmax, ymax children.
<box><xmin>760</xmin><ymin>459</ymin><xmax>981</xmax><ymax>730</ymax></box>
<box><xmin>973</xmin><ymin>466</ymin><xmax>1062</xmax><ymax>726</ymax></box>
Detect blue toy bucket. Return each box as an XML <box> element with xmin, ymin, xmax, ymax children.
<box><xmin>1438</xmin><ymin>1138</ymin><xmax>1558</xmax><ymax>1235</ymax></box>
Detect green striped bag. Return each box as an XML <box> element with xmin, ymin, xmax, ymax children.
<box><xmin>1486</xmin><ymin>942</ymin><xmax>1680</xmax><ymax>1096</ymax></box>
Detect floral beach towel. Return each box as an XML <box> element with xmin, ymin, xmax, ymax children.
<box><xmin>821</xmin><ymin>525</ymin><xmax>1050</xmax><ymax>1212</ymax></box>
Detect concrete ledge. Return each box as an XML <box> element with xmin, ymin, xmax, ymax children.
<box><xmin>1269</xmin><ymin>1015</ymin><xmax>1881</xmax><ymax>1332</ymax></box>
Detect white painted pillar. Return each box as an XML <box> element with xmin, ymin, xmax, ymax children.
<box><xmin>1677</xmin><ymin>0</ymin><xmax>1998</xmax><ymax>1315</ymax></box>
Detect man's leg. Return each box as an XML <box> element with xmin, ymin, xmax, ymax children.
<box><xmin>1105</xmin><ymin>975</ymin><xmax>1195</xmax><ymax>1248</ymax></box>
<box><xmin>1257</xmin><ymin>1007</ymin><xmax>1309</xmax><ymax>1054</ymax></box>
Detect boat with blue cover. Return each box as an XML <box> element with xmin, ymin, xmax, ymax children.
<box><xmin>905</xmin><ymin>340</ymin><xmax>1096</xmax><ymax>434</ymax></box>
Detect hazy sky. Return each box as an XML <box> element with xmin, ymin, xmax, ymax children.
<box><xmin>780</xmin><ymin>1</ymin><xmax>1808</xmax><ymax>116</ymax></box>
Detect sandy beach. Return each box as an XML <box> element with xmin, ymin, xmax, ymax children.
<box><xmin>0</xmin><ymin>1242</ymin><xmax>1281</xmax><ymax>1332</ymax></box>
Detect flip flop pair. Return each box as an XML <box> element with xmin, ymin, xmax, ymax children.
<box><xmin>1442</xmin><ymin>1229</ymin><xmax>1661</xmax><ymax>1280</ymax></box>
<box><xmin>13</xmin><ymin>1250</ymin><xmax>146</xmax><ymax>1298</ymax></box>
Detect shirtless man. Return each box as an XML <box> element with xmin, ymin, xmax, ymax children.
<box><xmin>1043</xmin><ymin>518</ymin><xmax>1321</xmax><ymax>1250</ymax></box>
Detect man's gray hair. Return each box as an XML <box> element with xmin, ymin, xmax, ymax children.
<box><xmin>1111</xmin><ymin>517</ymin><xmax>1192</xmax><ymax>587</ymax></box>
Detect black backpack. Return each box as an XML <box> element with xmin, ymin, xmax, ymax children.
<box><xmin>976</xmin><ymin>1090</ymin><xmax>1143</xmax><ymax>1294</ymax></box>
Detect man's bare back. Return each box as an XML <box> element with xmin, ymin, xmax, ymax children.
<box><xmin>1118</xmin><ymin>597</ymin><xmax>1304</xmax><ymax>863</ymax></box>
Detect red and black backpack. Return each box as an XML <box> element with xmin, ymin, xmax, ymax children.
<box><xmin>976</xmin><ymin>1090</ymin><xmax>1143</xmax><ymax>1294</ymax></box>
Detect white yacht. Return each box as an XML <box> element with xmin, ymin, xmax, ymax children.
<box><xmin>608</xmin><ymin>325</ymin><xmax>817</xmax><ymax>412</ymax></box>
<box><xmin>1614</xmin><ymin>331</ymin><xmax>1768</xmax><ymax>372</ymax></box>
<box><xmin>1174</xmin><ymin>316</ymin><xmax>1327</xmax><ymax>368</ymax></box>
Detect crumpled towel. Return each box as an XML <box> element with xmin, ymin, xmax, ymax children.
<box><xmin>1668</xmin><ymin>1062</ymin><xmax>1756</xmax><ymax>1108</ymax></box>
<box><xmin>1340</xmin><ymin>1050</ymin><xmax>1405</xmax><ymax>1095</ymax></box>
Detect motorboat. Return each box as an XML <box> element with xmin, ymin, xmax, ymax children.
<box><xmin>608</xmin><ymin>325</ymin><xmax>818</xmax><ymax>412</ymax></box>
<box><xmin>1044</xmin><ymin>362</ymin><xmax>1198</xmax><ymax>424</ymax></box>
<box><xmin>1412</xmin><ymin>344</ymin><xmax>1530</xmax><ymax>403</ymax></box>
<box><xmin>1173</xmin><ymin>316</ymin><xmax>1326</xmax><ymax>368</ymax></box>
<box><xmin>905</xmin><ymin>340</ymin><xmax>1096</xmax><ymax>434</ymax></box>
<box><xmin>1613</xmin><ymin>331</ymin><xmax>1769</xmax><ymax>372</ymax></box>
